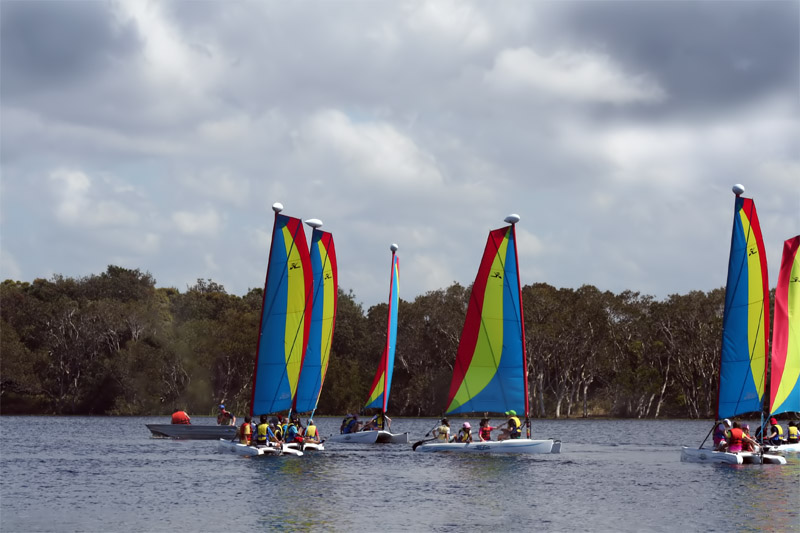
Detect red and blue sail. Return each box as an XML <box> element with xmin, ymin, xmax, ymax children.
<box><xmin>250</xmin><ymin>211</ymin><xmax>313</xmax><ymax>416</ymax></box>
<box><xmin>446</xmin><ymin>224</ymin><xmax>528</xmax><ymax>416</ymax></box>
<box><xmin>294</xmin><ymin>228</ymin><xmax>338</xmax><ymax>414</ymax></box>
<box><xmin>769</xmin><ymin>235</ymin><xmax>800</xmax><ymax>416</ymax></box>
<box><xmin>717</xmin><ymin>194</ymin><xmax>770</xmax><ymax>419</ymax></box>
<box><xmin>364</xmin><ymin>246</ymin><xmax>400</xmax><ymax>414</ymax></box>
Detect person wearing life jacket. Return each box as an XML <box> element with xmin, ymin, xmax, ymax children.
<box><xmin>767</xmin><ymin>417</ymin><xmax>785</xmax><ymax>445</ymax></box>
<box><xmin>171</xmin><ymin>409</ymin><xmax>191</xmax><ymax>425</ymax></box>
<box><xmin>455</xmin><ymin>422</ymin><xmax>473</xmax><ymax>443</ymax></box>
<box><xmin>341</xmin><ymin>414</ymin><xmax>360</xmax><ymax>434</ymax></box>
<box><xmin>723</xmin><ymin>421</ymin><xmax>745</xmax><ymax>453</ymax></box>
<box><xmin>254</xmin><ymin>415</ymin><xmax>271</xmax><ymax>446</ymax></box>
<box><xmin>479</xmin><ymin>418</ymin><xmax>497</xmax><ymax>442</ymax></box>
<box><xmin>285</xmin><ymin>419</ymin><xmax>303</xmax><ymax>443</ymax></box>
<box><xmin>237</xmin><ymin>416</ymin><xmax>253</xmax><ymax>445</ymax></box>
<box><xmin>713</xmin><ymin>419</ymin><xmax>731</xmax><ymax>450</ymax></box>
<box><xmin>498</xmin><ymin>410</ymin><xmax>522</xmax><ymax>441</ymax></box>
<box><xmin>305</xmin><ymin>419</ymin><xmax>320</xmax><ymax>443</ymax></box>
<box><xmin>369</xmin><ymin>413</ymin><xmax>392</xmax><ymax>431</ymax></box>
<box><xmin>741</xmin><ymin>423</ymin><xmax>756</xmax><ymax>452</ymax></box>
<box><xmin>217</xmin><ymin>404</ymin><xmax>236</xmax><ymax>426</ymax></box>
<box><xmin>787</xmin><ymin>421</ymin><xmax>799</xmax><ymax>443</ymax></box>
<box><xmin>433</xmin><ymin>418</ymin><xmax>450</xmax><ymax>442</ymax></box>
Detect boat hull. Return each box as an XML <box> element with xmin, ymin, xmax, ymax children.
<box><xmin>764</xmin><ymin>442</ymin><xmax>800</xmax><ymax>454</ymax></box>
<box><xmin>680</xmin><ymin>447</ymin><xmax>786</xmax><ymax>465</ymax></box>
<box><xmin>217</xmin><ymin>439</ymin><xmax>303</xmax><ymax>457</ymax></box>
<box><xmin>415</xmin><ymin>439</ymin><xmax>558</xmax><ymax>454</ymax></box>
<box><xmin>376</xmin><ymin>431</ymin><xmax>409</xmax><ymax>443</ymax></box>
<box><xmin>284</xmin><ymin>441</ymin><xmax>325</xmax><ymax>451</ymax></box>
<box><xmin>147</xmin><ymin>424</ymin><xmax>236</xmax><ymax>440</ymax></box>
<box><xmin>327</xmin><ymin>431</ymin><xmax>380</xmax><ymax>444</ymax></box>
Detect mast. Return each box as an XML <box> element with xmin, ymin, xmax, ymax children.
<box><xmin>505</xmin><ymin>213</ymin><xmax>530</xmax><ymax>438</ymax></box>
<box><xmin>381</xmin><ymin>244</ymin><xmax>399</xmax><ymax>429</ymax></box>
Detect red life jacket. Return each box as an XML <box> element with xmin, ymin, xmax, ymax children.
<box><xmin>728</xmin><ymin>428</ymin><xmax>743</xmax><ymax>451</ymax></box>
<box><xmin>171</xmin><ymin>411</ymin><xmax>190</xmax><ymax>424</ymax></box>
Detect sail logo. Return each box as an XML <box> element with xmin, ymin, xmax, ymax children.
<box><xmin>748</xmin><ymin>247</ymin><xmax>758</xmax><ymax>257</ymax></box>
<box><xmin>289</xmin><ymin>261</ymin><xmax>301</xmax><ymax>270</ymax></box>
<box><xmin>790</xmin><ymin>276</ymin><xmax>799</xmax><ymax>283</ymax></box>
<box><xmin>491</xmin><ymin>271</ymin><xmax>503</xmax><ymax>279</ymax></box>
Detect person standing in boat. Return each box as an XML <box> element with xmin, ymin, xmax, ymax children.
<box><xmin>497</xmin><ymin>410</ymin><xmax>522</xmax><ymax>441</ymax></box>
<box><xmin>171</xmin><ymin>409</ymin><xmax>191</xmax><ymax>425</ymax></box>
<box><xmin>433</xmin><ymin>418</ymin><xmax>450</xmax><ymax>442</ymax></box>
<box><xmin>217</xmin><ymin>404</ymin><xmax>236</xmax><ymax>426</ymax></box>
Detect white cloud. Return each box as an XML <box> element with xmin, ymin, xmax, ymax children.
<box><xmin>172</xmin><ymin>208</ymin><xmax>223</xmax><ymax>236</ymax></box>
<box><xmin>485</xmin><ymin>47</ymin><xmax>667</xmax><ymax>104</ymax></box>
<box><xmin>49</xmin><ymin>169</ymin><xmax>139</xmax><ymax>227</ymax></box>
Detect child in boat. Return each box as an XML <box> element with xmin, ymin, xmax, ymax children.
<box><xmin>497</xmin><ymin>410</ymin><xmax>522</xmax><ymax>441</ymax></box>
<box><xmin>787</xmin><ymin>421</ymin><xmax>799</xmax><ymax>443</ymax></box>
<box><xmin>741</xmin><ymin>424</ymin><xmax>756</xmax><ymax>452</ymax></box>
<box><xmin>766</xmin><ymin>417</ymin><xmax>785</xmax><ymax>445</ymax></box>
<box><xmin>479</xmin><ymin>418</ymin><xmax>496</xmax><ymax>441</ymax></box>
<box><xmin>433</xmin><ymin>418</ymin><xmax>450</xmax><ymax>442</ymax></box>
<box><xmin>722</xmin><ymin>421</ymin><xmax>757</xmax><ymax>453</ymax></box>
<box><xmin>304</xmin><ymin>419</ymin><xmax>320</xmax><ymax>443</ymax></box>
<box><xmin>455</xmin><ymin>422</ymin><xmax>473</xmax><ymax>443</ymax></box>
<box><xmin>713</xmin><ymin>419</ymin><xmax>731</xmax><ymax>450</ymax></box>
<box><xmin>237</xmin><ymin>415</ymin><xmax>253</xmax><ymax>445</ymax></box>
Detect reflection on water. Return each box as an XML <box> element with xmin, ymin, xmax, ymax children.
<box><xmin>1</xmin><ymin>416</ymin><xmax>798</xmax><ymax>532</ymax></box>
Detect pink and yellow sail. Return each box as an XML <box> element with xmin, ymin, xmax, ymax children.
<box><xmin>717</xmin><ymin>187</ymin><xmax>770</xmax><ymax>419</ymax></box>
<box><xmin>446</xmin><ymin>216</ymin><xmax>529</xmax><ymax>418</ymax></box>
<box><xmin>365</xmin><ymin>245</ymin><xmax>400</xmax><ymax>415</ymax></box>
<box><xmin>250</xmin><ymin>205</ymin><xmax>313</xmax><ymax>416</ymax></box>
<box><xmin>769</xmin><ymin>235</ymin><xmax>800</xmax><ymax>416</ymax></box>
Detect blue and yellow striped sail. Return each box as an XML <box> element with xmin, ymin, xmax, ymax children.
<box><xmin>446</xmin><ymin>225</ymin><xmax>527</xmax><ymax>415</ymax></box>
<box><xmin>365</xmin><ymin>249</ymin><xmax>399</xmax><ymax>412</ymax></box>
<box><xmin>294</xmin><ymin>228</ymin><xmax>338</xmax><ymax>414</ymax></box>
<box><xmin>717</xmin><ymin>196</ymin><xmax>770</xmax><ymax>419</ymax></box>
<box><xmin>769</xmin><ymin>235</ymin><xmax>800</xmax><ymax>416</ymax></box>
<box><xmin>250</xmin><ymin>213</ymin><xmax>313</xmax><ymax>416</ymax></box>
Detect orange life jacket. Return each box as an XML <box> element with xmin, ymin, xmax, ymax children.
<box><xmin>171</xmin><ymin>411</ymin><xmax>190</xmax><ymax>424</ymax></box>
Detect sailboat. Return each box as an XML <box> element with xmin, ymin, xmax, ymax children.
<box><xmin>329</xmin><ymin>244</ymin><xmax>409</xmax><ymax>444</ymax></box>
<box><xmin>763</xmin><ymin>235</ymin><xmax>800</xmax><ymax>453</ymax></box>
<box><xmin>681</xmin><ymin>185</ymin><xmax>785</xmax><ymax>464</ymax></box>
<box><xmin>285</xmin><ymin>219</ymin><xmax>338</xmax><ymax>452</ymax></box>
<box><xmin>218</xmin><ymin>203</ymin><xmax>313</xmax><ymax>457</ymax></box>
<box><xmin>414</xmin><ymin>214</ymin><xmax>560</xmax><ymax>454</ymax></box>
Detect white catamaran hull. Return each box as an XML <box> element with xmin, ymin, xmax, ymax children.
<box><xmin>415</xmin><ymin>439</ymin><xmax>559</xmax><ymax>454</ymax></box>
<box><xmin>217</xmin><ymin>439</ymin><xmax>303</xmax><ymax>457</ymax></box>
<box><xmin>764</xmin><ymin>442</ymin><xmax>800</xmax><ymax>454</ymax></box>
<box><xmin>327</xmin><ymin>431</ymin><xmax>380</xmax><ymax>444</ymax></box>
<box><xmin>680</xmin><ymin>447</ymin><xmax>786</xmax><ymax>465</ymax></box>
<box><xmin>284</xmin><ymin>441</ymin><xmax>325</xmax><ymax>451</ymax></box>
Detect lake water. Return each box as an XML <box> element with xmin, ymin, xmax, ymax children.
<box><xmin>1</xmin><ymin>416</ymin><xmax>798</xmax><ymax>532</ymax></box>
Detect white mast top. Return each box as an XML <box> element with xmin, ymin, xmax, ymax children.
<box><xmin>732</xmin><ymin>184</ymin><xmax>745</xmax><ymax>196</ymax></box>
<box><xmin>305</xmin><ymin>219</ymin><xmax>323</xmax><ymax>229</ymax></box>
<box><xmin>390</xmin><ymin>243</ymin><xmax>399</xmax><ymax>252</ymax></box>
<box><xmin>272</xmin><ymin>202</ymin><xmax>284</xmax><ymax>213</ymax></box>
<box><xmin>504</xmin><ymin>214</ymin><xmax>520</xmax><ymax>224</ymax></box>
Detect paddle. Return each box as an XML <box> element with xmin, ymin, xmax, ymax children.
<box><xmin>412</xmin><ymin>438</ymin><xmax>438</xmax><ymax>451</ymax></box>
<box><xmin>412</xmin><ymin>421</ymin><xmax>443</xmax><ymax>450</ymax></box>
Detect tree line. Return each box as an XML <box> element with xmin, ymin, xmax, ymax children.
<box><xmin>0</xmin><ymin>264</ymin><xmax>769</xmax><ymax>419</ymax></box>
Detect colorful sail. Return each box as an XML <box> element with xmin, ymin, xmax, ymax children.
<box><xmin>716</xmin><ymin>193</ymin><xmax>770</xmax><ymax>419</ymax></box>
<box><xmin>364</xmin><ymin>245</ymin><xmax>400</xmax><ymax>413</ymax></box>
<box><xmin>250</xmin><ymin>210</ymin><xmax>313</xmax><ymax>416</ymax></box>
<box><xmin>769</xmin><ymin>235</ymin><xmax>800</xmax><ymax>416</ymax></box>
<box><xmin>294</xmin><ymin>227</ymin><xmax>338</xmax><ymax>414</ymax></box>
<box><xmin>446</xmin><ymin>223</ymin><xmax>527</xmax><ymax>416</ymax></box>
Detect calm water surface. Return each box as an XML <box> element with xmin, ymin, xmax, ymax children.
<box><xmin>1</xmin><ymin>416</ymin><xmax>798</xmax><ymax>532</ymax></box>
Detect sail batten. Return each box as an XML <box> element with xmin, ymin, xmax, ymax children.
<box><xmin>294</xmin><ymin>228</ymin><xmax>338</xmax><ymax>414</ymax></box>
<box><xmin>250</xmin><ymin>213</ymin><xmax>313</xmax><ymax>416</ymax></box>
<box><xmin>365</xmin><ymin>249</ymin><xmax>400</xmax><ymax>413</ymax></box>
<box><xmin>717</xmin><ymin>195</ymin><xmax>770</xmax><ymax>419</ymax></box>
<box><xmin>446</xmin><ymin>225</ymin><xmax>525</xmax><ymax>416</ymax></box>
<box><xmin>769</xmin><ymin>235</ymin><xmax>800</xmax><ymax>416</ymax></box>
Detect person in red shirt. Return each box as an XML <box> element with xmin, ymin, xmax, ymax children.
<box><xmin>479</xmin><ymin>418</ymin><xmax>497</xmax><ymax>441</ymax></box>
<box><xmin>171</xmin><ymin>410</ymin><xmax>191</xmax><ymax>424</ymax></box>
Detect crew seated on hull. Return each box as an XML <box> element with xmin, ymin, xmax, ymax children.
<box><xmin>497</xmin><ymin>410</ymin><xmax>522</xmax><ymax>441</ymax></box>
<box><xmin>721</xmin><ymin>421</ymin><xmax>758</xmax><ymax>453</ymax></box>
<box><xmin>454</xmin><ymin>422</ymin><xmax>473</xmax><ymax>443</ymax></box>
<box><xmin>340</xmin><ymin>414</ymin><xmax>361</xmax><ymax>434</ymax></box>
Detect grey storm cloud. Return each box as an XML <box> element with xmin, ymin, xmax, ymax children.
<box><xmin>1</xmin><ymin>1</ymin><xmax>797</xmax><ymax>307</ymax></box>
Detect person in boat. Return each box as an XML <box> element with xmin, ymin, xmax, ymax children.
<box><xmin>766</xmin><ymin>417</ymin><xmax>785</xmax><ymax>445</ymax></box>
<box><xmin>217</xmin><ymin>404</ymin><xmax>236</xmax><ymax>426</ymax></box>
<box><xmin>721</xmin><ymin>421</ymin><xmax>757</xmax><ymax>453</ymax></box>
<box><xmin>478</xmin><ymin>418</ymin><xmax>497</xmax><ymax>442</ymax></box>
<box><xmin>713</xmin><ymin>419</ymin><xmax>732</xmax><ymax>450</ymax></box>
<box><xmin>268</xmin><ymin>420</ymin><xmax>283</xmax><ymax>444</ymax></box>
<box><xmin>433</xmin><ymin>418</ymin><xmax>450</xmax><ymax>442</ymax></box>
<box><xmin>455</xmin><ymin>422</ymin><xmax>473</xmax><ymax>443</ymax></box>
<box><xmin>340</xmin><ymin>414</ymin><xmax>360</xmax><ymax>434</ymax></box>
<box><xmin>787</xmin><ymin>421</ymin><xmax>799</xmax><ymax>444</ymax></box>
<box><xmin>369</xmin><ymin>413</ymin><xmax>391</xmax><ymax>431</ymax></box>
<box><xmin>305</xmin><ymin>419</ymin><xmax>320</xmax><ymax>443</ymax></box>
<box><xmin>497</xmin><ymin>410</ymin><xmax>522</xmax><ymax>441</ymax></box>
<box><xmin>171</xmin><ymin>409</ymin><xmax>191</xmax><ymax>425</ymax></box>
<box><xmin>236</xmin><ymin>415</ymin><xmax>253</xmax><ymax>445</ymax></box>
<box><xmin>284</xmin><ymin>417</ymin><xmax>304</xmax><ymax>444</ymax></box>
<box><xmin>741</xmin><ymin>423</ymin><xmax>756</xmax><ymax>452</ymax></box>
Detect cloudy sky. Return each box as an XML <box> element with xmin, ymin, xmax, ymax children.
<box><xmin>1</xmin><ymin>1</ymin><xmax>798</xmax><ymax>307</ymax></box>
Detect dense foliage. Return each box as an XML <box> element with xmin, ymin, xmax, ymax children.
<box><xmin>0</xmin><ymin>265</ymin><xmax>758</xmax><ymax>418</ymax></box>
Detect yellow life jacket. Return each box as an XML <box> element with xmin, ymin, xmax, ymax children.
<box><xmin>306</xmin><ymin>425</ymin><xmax>318</xmax><ymax>439</ymax></box>
<box><xmin>788</xmin><ymin>426</ymin><xmax>799</xmax><ymax>442</ymax></box>
<box><xmin>436</xmin><ymin>425</ymin><xmax>449</xmax><ymax>441</ymax></box>
<box><xmin>256</xmin><ymin>423</ymin><xmax>269</xmax><ymax>444</ymax></box>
